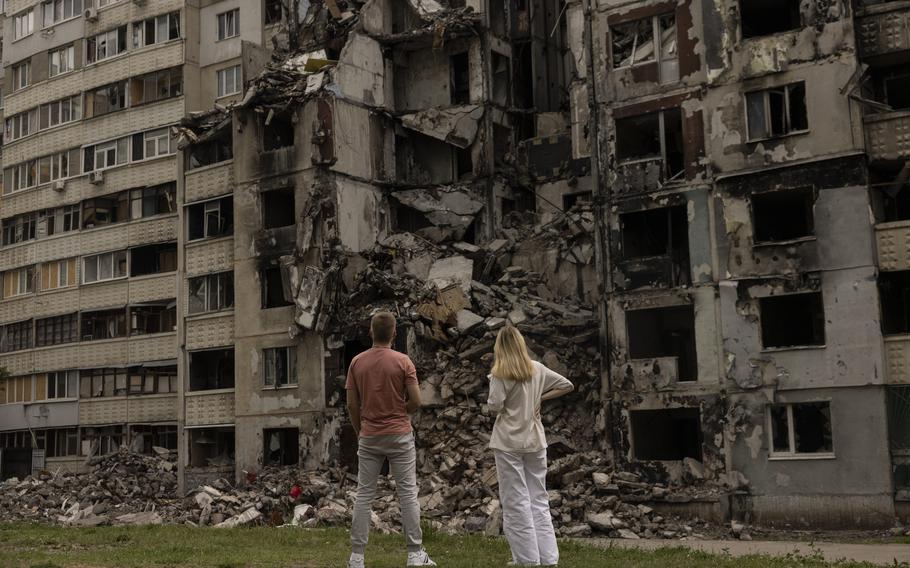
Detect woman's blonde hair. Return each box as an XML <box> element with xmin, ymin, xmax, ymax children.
<box><xmin>492</xmin><ymin>325</ymin><xmax>534</xmax><ymax>382</ymax></box>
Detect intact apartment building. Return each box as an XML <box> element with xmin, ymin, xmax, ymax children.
<box><xmin>0</xmin><ymin>0</ymin><xmax>284</xmax><ymax>479</ymax></box>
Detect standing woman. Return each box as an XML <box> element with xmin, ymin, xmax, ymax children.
<box><xmin>488</xmin><ymin>325</ymin><xmax>574</xmax><ymax>566</ymax></box>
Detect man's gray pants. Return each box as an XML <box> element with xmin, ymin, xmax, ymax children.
<box><xmin>350</xmin><ymin>432</ymin><xmax>423</xmax><ymax>554</ymax></box>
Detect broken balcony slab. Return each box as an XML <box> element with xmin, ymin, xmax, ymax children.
<box><xmin>393</xmin><ymin>186</ymin><xmax>484</xmax><ymax>240</ymax></box>
<box><xmin>400</xmin><ymin>105</ymin><xmax>485</xmax><ymax>148</ymax></box>
<box><xmin>427</xmin><ymin>256</ymin><xmax>474</xmax><ymax>293</ymax></box>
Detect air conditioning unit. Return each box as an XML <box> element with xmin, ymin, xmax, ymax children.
<box><xmin>51</xmin><ymin>180</ymin><xmax>66</xmax><ymax>192</ymax></box>
<box><xmin>40</xmin><ymin>28</ymin><xmax>55</xmax><ymax>38</ymax></box>
<box><xmin>89</xmin><ymin>171</ymin><xmax>104</xmax><ymax>185</ymax></box>
<box><xmin>84</xmin><ymin>7</ymin><xmax>98</xmax><ymax>22</ymax></box>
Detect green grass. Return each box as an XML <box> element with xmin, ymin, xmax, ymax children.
<box><xmin>0</xmin><ymin>524</ymin><xmax>882</xmax><ymax>568</ymax></box>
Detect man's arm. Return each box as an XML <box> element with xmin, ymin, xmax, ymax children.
<box><xmin>405</xmin><ymin>382</ymin><xmax>422</xmax><ymax>413</ymax></box>
<box><xmin>346</xmin><ymin>387</ymin><xmax>361</xmax><ymax>436</ymax></box>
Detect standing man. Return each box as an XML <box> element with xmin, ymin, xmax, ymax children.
<box><xmin>346</xmin><ymin>311</ymin><xmax>436</xmax><ymax>568</ymax></box>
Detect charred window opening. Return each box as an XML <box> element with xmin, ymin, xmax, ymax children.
<box><xmin>615</xmin><ymin>107</ymin><xmax>684</xmax><ymax>180</ymax></box>
<box><xmin>264</xmin><ymin>0</ymin><xmax>283</xmax><ymax>25</ymax></box>
<box><xmin>130</xmin><ymin>242</ymin><xmax>177</xmax><ymax>276</ymax></box>
<box><xmin>631</xmin><ymin>408</ymin><xmax>702</xmax><ymax>461</ymax></box>
<box><xmin>620</xmin><ymin>206</ymin><xmax>690</xmax><ymax>288</ymax></box>
<box><xmin>81</xmin><ymin>308</ymin><xmax>127</xmax><ymax>341</ymax></box>
<box><xmin>880</xmin><ymin>271</ymin><xmax>910</xmax><ymax>335</ymax></box>
<box><xmin>514</xmin><ymin>46</ymin><xmax>534</xmax><ymax>109</ymax></box>
<box><xmin>450</xmin><ymin>52</ymin><xmax>470</xmax><ymax>105</ymax></box>
<box><xmin>82</xmin><ymin>192</ymin><xmax>130</xmax><ymax>228</ymax></box>
<box><xmin>493</xmin><ymin>123</ymin><xmax>513</xmax><ymax>168</ymax></box>
<box><xmin>129</xmin><ymin>425</ymin><xmax>177</xmax><ymax>453</ymax></box>
<box><xmin>563</xmin><ymin>191</ymin><xmax>593</xmax><ymax>210</ymax></box>
<box><xmin>501</xmin><ymin>187</ymin><xmax>536</xmax><ymax>217</ymax></box>
<box><xmin>871</xmin><ymin>164</ymin><xmax>910</xmax><ymax>223</ymax></box>
<box><xmin>626</xmin><ymin>305</ymin><xmax>697</xmax><ymax>381</ymax></box>
<box><xmin>490</xmin><ymin>0</ymin><xmax>505</xmax><ymax>36</ymax></box>
<box><xmin>880</xmin><ymin>69</ymin><xmax>910</xmax><ymax>111</ymax></box>
<box><xmin>611</xmin><ymin>13</ymin><xmax>677</xmax><ymax>81</ymax></box>
<box><xmin>262</xmin><ymin>188</ymin><xmax>295</xmax><ymax>229</ymax></box>
<box><xmin>264</xmin><ymin>428</ymin><xmax>299</xmax><ymax>466</ymax></box>
<box><xmin>740</xmin><ymin>0</ymin><xmax>801</xmax><ymax>38</ymax></box>
<box><xmin>396</xmin><ymin>133</ymin><xmax>457</xmax><ymax>184</ymax></box>
<box><xmin>188</xmin><ymin>427</ymin><xmax>234</xmax><ymax>468</ymax></box>
<box><xmin>392</xmin><ymin>203</ymin><xmax>433</xmax><ymax>234</ymax></box>
<box><xmin>492</xmin><ymin>52</ymin><xmax>511</xmax><ymax>107</ymax></box>
<box><xmin>769</xmin><ymin>402</ymin><xmax>833</xmax><ymax>456</ymax></box>
<box><xmin>745</xmin><ymin>83</ymin><xmax>807</xmax><ymax>141</ymax></box>
<box><xmin>188</xmin><ymin>348</ymin><xmax>234</xmax><ymax>391</ymax></box>
<box><xmin>261</xmin><ymin>264</ymin><xmax>292</xmax><ymax>309</ymax></box>
<box><xmin>129</xmin><ymin>301</ymin><xmax>176</xmax><ymax>335</ymax></box>
<box><xmin>187</xmin><ymin>196</ymin><xmax>234</xmax><ymax>240</ymax></box>
<box><xmin>262</xmin><ymin>114</ymin><xmax>295</xmax><ymax>151</ymax></box>
<box><xmin>82</xmin><ymin>425</ymin><xmax>124</xmax><ymax>457</ymax></box>
<box><xmin>760</xmin><ymin>292</ymin><xmax>825</xmax><ymax>349</ymax></box>
<box><xmin>188</xmin><ymin>129</ymin><xmax>233</xmax><ymax>170</ymax></box>
<box><xmin>751</xmin><ymin>188</ymin><xmax>815</xmax><ymax>244</ymax></box>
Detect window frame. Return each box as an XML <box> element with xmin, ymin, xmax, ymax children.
<box><xmin>42</xmin><ymin>0</ymin><xmax>82</xmax><ymax>29</ymax></box>
<box><xmin>35</xmin><ymin>312</ymin><xmax>78</xmax><ymax>347</ymax></box>
<box><xmin>610</xmin><ymin>13</ymin><xmax>678</xmax><ymax>71</ymax></box>
<box><xmin>49</xmin><ymin>44</ymin><xmax>76</xmax><ymax>77</ymax></box>
<box><xmin>133</xmin><ymin>11</ymin><xmax>180</xmax><ymax>48</ymax></box>
<box><xmin>766</xmin><ymin>401</ymin><xmax>835</xmax><ymax>459</ymax></box>
<box><xmin>12</xmin><ymin>60</ymin><xmax>31</xmax><ymax>91</ymax></box>
<box><xmin>216</xmin><ymin>65</ymin><xmax>241</xmax><ymax>98</ymax></box>
<box><xmin>85</xmin><ymin>26</ymin><xmax>128</xmax><ymax>65</ymax></box>
<box><xmin>263</xmin><ymin>346</ymin><xmax>297</xmax><ymax>388</ymax></box>
<box><xmin>82</xmin><ymin>250</ymin><xmax>128</xmax><ymax>284</ymax></box>
<box><xmin>216</xmin><ymin>8</ymin><xmax>239</xmax><ymax>41</ymax></box>
<box><xmin>744</xmin><ymin>82</ymin><xmax>809</xmax><ymax>143</ymax></box>
<box><xmin>12</xmin><ymin>8</ymin><xmax>34</xmax><ymax>41</ymax></box>
<box><xmin>188</xmin><ymin>271</ymin><xmax>234</xmax><ymax>315</ymax></box>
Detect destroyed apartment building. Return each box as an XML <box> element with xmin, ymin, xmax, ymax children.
<box><xmin>2</xmin><ymin>0</ymin><xmax>910</xmax><ymax>534</ymax></box>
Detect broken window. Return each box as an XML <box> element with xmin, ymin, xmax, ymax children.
<box><xmin>261</xmin><ymin>264</ymin><xmax>292</xmax><ymax>309</ymax></box>
<box><xmin>82</xmin><ymin>192</ymin><xmax>130</xmax><ymax>228</ymax></box>
<box><xmin>262</xmin><ymin>188</ymin><xmax>295</xmax><ymax>229</ymax></box>
<box><xmin>751</xmin><ymin>188</ymin><xmax>815</xmax><ymax>244</ymax></box>
<box><xmin>188</xmin><ymin>427</ymin><xmax>234</xmax><ymax>468</ymax></box>
<box><xmin>129</xmin><ymin>67</ymin><xmax>183</xmax><ymax>107</ymax></box>
<box><xmin>620</xmin><ymin>206</ymin><xmax>691</xmax><ymax>288</ymax></box>
<box><xmin>0</xmin><ymin>320</ymin><xmax>33</xmax><ymax>353</ymax></box>
<box><xmin>262</xmin><ymin>115</ymin><xmax>295</xmax><ymax>151</ymax></box>
<box><xmin>760</xmin><ymin>292</ymin><xmax>825</xmax><ymax>349</ymax></box>
<box><xmin>631</xmin><ymin>408</ymin><xmax>702</xmax><ymax>461</ymax></box>
<box><xmin>129</xmin><ymin>424</ymin><xmax>177</xmax><ymax>454</ymax></box>
<box><xmin>615</xmin><ymin>107</ymin><xmax>684</xmax><ymax>180</ymax></box>
<box><xmin>264</xmin><ymin>346</ymin><xmax>297</xmax><ymax>387</ymax></box>
<box><xmin>626</xmin><ymin>305</ymin><xmax>697</xmax><ymax>381</ymax></box>
<box><xmin>562</xmin><ymin>192</ymin><xmax>593</xmax><ymax>210</ymax></box>
<box><xmin>880</xmin><ymin>271</ymin><xmax>910</xmax><ymax>335</ymax></box>
<box><xmin>36</xmin><ymin>428</ymin><xmax>79</xmax><ymax>458</ymax></box>
<box><xmin>130</xmin><ymin>183</ymin><xmax>176</xmax><ymax>219</ymax></box>
<box><xmin>79</xmin><ymin>368</ymin><xmax>127</xmax><ymax>398</ymax></box>
<box><xmin>188</xmin><ymin>272</ymin><xmax>234</xmax><ymax>314</ymax></box>
<box><xmin>35</xmin><ymin>313</ymin><xmax>78</xmax><ymax>347</ymax></box>
<box><xmin>130</xmin><ymin>243</ymin><xmax>177</xmax><ymax>277</ymax></box>
<box><xmin>82</xmin><ymin>426</ymin><xmax>124</xmax><ymax>457</ymax></box>
<box><xmin>81</xmin><ymin>308</ymin><xmax>127</xmax><ymax>341</ymax></box>
<box><xmin>2</xmin><ymin>213</ymin><xmax>37</xmax><ymax>246</ymax></box>
<box><xmin>187</xmin><ymin>196</ymin><xmax>233</xmax><ymax>240</ymax></box>
<box><xmin>769</xmin><ymin>402</ymin><xmax>833</xmax><ymax>456</ymax></box>
<box><xmin>745</xmin><ymin>82</ymin><xmax>808</xmax><ymax>141</ymax></box>
<box><xmin>264</xmin><ymin>428</ymin><xmax>299</xmax><ymax>466</ymax></box>
<box><xmin>264</xmin><ymin>0</ymin><xmax>283</xmax><ymax>24</ymax></box>
<box><xmin>82</xmin><ymin>250</ymin><xmax>128</xmax><ymax>284</ymax></box>
<box><xmin>129</xmin><ymin>301</ymin><xmax>176</xmax><ymax>335</ymax></box>
<box><xmin>491</xmin><ymin>51</ymin><xmax>511</xmax><ymax>107</ymax></box>
<box><xmin>450</xmin><ymin>52</ymin><xmax>470</xmax><ymax>105</ymax></box>
<box><xmin>493</xmin><ymin>123</ymin><xmax>512</xmax><ymax>168</ymax></box>
<box><xmin>189</xmin><ymin>348</ymin><xmax>234</xmax><ymax>391</ymax></box>
<box><xmin>85</xmin><ymin>81</ymin><xmax>128</xmax><ymax>118</ymax></box>
<box><xmin>740</xmin><ymin>0</ymin><xmax>801</xmax><ymax>39</ymax></box>
<box><xmin>127</xmin><ymin>366</ymin><xmax>176</xmax><ymax>396</ymax></box>
<box><xmin>188</xmin><ymin>130</ymin><xmax>233</xmax><ymax>169</ymax></box>
<box><xmin>611</xmin><ymin>13</ymin><xmax>677</xmax><ymax>81</ymax></box>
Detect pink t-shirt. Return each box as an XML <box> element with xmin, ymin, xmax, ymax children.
<box><xmin>345</xmin><ymin>347</ymin><xmax>418</xmax><ymax>437</ymax></box>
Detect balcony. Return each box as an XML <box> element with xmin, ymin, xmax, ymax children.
<box><xmin>185</xmin><ymin>391</ymin><xmax>236</xmax><ymax>427</ymax></box>
<box><xmin>185</xmin><ymin>161</ymin><xmax>234</xmax><ymax>204</ymax></box>
<box><xmin>857</xmin><ymin>2</ymin><xmax>910</xmax><ymax>61</ymax></box>
<box><xmin>886</xmin><ymin>334</ymin><xmax>910</xmax><ymax>384</ymax></box>
<box><xmin>866</xmin><ymin>110</ymin><xmax>910</xmax><ymax>163</ymax></box>
<box><xmin>877</xmin><ymin>220</ymin><xmax>910</xmax><ymax>271</ymax></box>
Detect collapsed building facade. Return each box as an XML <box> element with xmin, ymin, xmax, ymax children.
<box><xmin>3</xmin><ymin>0</ymin><xmax>910</xmax><ymax>532</ymax></box>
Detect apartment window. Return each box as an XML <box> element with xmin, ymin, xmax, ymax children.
<box><xmin>82</xmin><ymin>192</ymin><xmax>129</xmax><ymax>227</ymax></box>
<box><xmin>745</xmin><ymin>83</ymin><xmax>808</xmax><ymax>141</ymax></box>
<box><xmin>39</xmin><ymin>258</ymin><xmax>77</xmax><ymax>290</ymax></box>
<box><xmin>187</xmin><ymin>196</ymin><xmax>233</xmax><ymax>240</ymax></box>
<box><xmin>130</xmin><ymin>183</ymin><xmax>176</xmax><ymax>219</ymax></box>
<box><xmin>3</xmin><ymin>266</ymin><xmax>35</xmax><ymax>297</ymax></box>
<box><xmin>0</xmin><ymin>431</ymin><xmax>33</xmax><ymax>446</ymax></box>
<box><xmin>188</xmin><ymin>130</ymin><xmax>233</xmax><ymax>169</ymax></box>
<box><xmin>130</xmin><ymin>242</ymin><xmax>177</xmax><ymax>277</ymax></box>
<box><xmin>752</xmin><ymin>188</ymin><xmax>815</xmax><ymax>244</ymax></box>
<box><xmin>86</xmin><ymin>26</ymin><xmax>128</xmax><ymax>64</ymax></box>
<box><xmin>37</xmin><ymin>151</ymin><xmax>73</xmax><ymax>185</ymax></box>
<box><xmin>35</xmin><ymin>313</ymin><xmax>78</xmax><ymax>347</ymax></box>
<box><xmin>261</xmin><ymin>265</ymin><xmax>291</xmax><ymax>309</ymax></box>
<box><xmin>130</xmin><ymin>67</ymin><xmax>182</xmax><ymax>107</ymax></box>
<box><xmin>769</xmin><ymin>402</ymin><xmax>833</xmax><ymax>457</ymax></box>
<box><xmin>132</xmin><ymin>128</ymin><xmax>173</xmax><ymax>161</ymax></box>
<box><xmin>630</xmin><ymin>408</ymin><xmax>702</xmax><ymax>461</ymax></box>
<box><xmin>82</xmin><ymin>425</ymin><xmax>123</xmax><ymax>456</ymax></box>
<box><xmin>45</xmin><ymin>371</ymin><xmax>78</xmax><ymax>399</ymax></box>
<box><xmin>188</xmin><ymin>427</ymin><xmax>234</xmax><ymax>467</ymax></box>
<box><xmin>43</xmin><ymin>206</ymin><xmax>80</xmax><ymax>237</ymax></box>
<box><xmin>39</xmin><ymin>95</ymin><xmax>82</xmax><ymax>130</ymax></box>
<box><xmin>217</xmin><ymin>9</ymin><xmax>239</xmax><ymax>40</ymax></box>
<box><xmin>216</xmin><ymin>65</ymin><xmax>241</xmax><ymax>98</ymax></box>
<box><xmin>127</xmin><ymin>367</ymin><xmax>176</xmax><ymax>396</ymax></box>
<box><xmin>188</xmin><ymin>272</ymin><xmax>234</xmax><ymax>314</ymax></box>
<box><xmin>265</xmin><ymin>0</ymin><xmax>283</xmax><ymax>24</ymax></box>
<box><xmin>13</xmin><ymin>9</ymin><xmax>34</xmax><ymax>40</ymax></box>
<box><xmin>80</xmin><ymin>368</ymin><xmax>127</xmax><ymax>398</ymax></box>
<box><xmin>626</xmin><ymin>305</ymin><xmax>697</xmax><ymax>381</ymax></box>
<box><xmin>130</xmin><ymin>424</ymin><xmax>177</xmax><ymax>453</ymax></box>
<box><xmin>129</xmin><ymin>301</ymin><xmax>176</xmax><ymax>335</ymax></box>
<box><xmin>262</xmin><ymin>188</ymin><xmax>295</xmax><ymax>229</ymax></box>
<box><xmin>619</xmin><ymin>206</ymin><xmax>690</xmax><ymax>289</ymax></box>
<box><xmin>49</xmin><ymin>45</ymin><xmax>75</xmax><ymax>76</ymax></box>
<box><xmin>42</xmin><ymin>0</ymin><xmax>81</xmax><ymax>27</ymax></box>
<box><xmin>39</xmin><ymin>428</ymin><xmax>79</xmax><ymax>457</ymax></box>
<box><xmin>741</xmin><ymin>0</ymin><xmax>801</xmax><ymax>39</ymax></box>
<box><xmin>12</xmin><ymin>60</ymin><xmax>30</xmax><ymax>91</ymax></box>
<box><xmin>133</xmin><ymin>11</ymin><xmax>180</xmax><ymax>48</ymax></box>
<box><xmin>83</xmin><ymin>137</ymin><xmax>129</xmax><ymax>171</ymax></box>
<box><xmin>1</xmin><ymin>320</ymin><xmax>33</xmax><ymax>353</ymax></box>
<box><xmin>1</xmin><ymin>376</ymin><xmax>33</xmax><ymax>403</ymax></box>
<box><xmin>2</xmin><ymin>214</ymin><xmax>38</xmax><ymax>246</ymax></box>
<box><xmin>262</xmin><ymin>114</ymin><xmax>294</xmax><ymax>151</ymax></box>
<box><xmin>264</xmin><ymin>346</ymin><xmax>297</xmax><ymax>387</ymax></box>
<box><xmin>189</xmin><ymin>348</ymin><xmax>234</xmax><ymax>391</ymax></box>
<box><xmin>264</xmin><ymin>428</ymin><xmax>299</xmax><ymax>466</ymax></box>
<box><xmin>611</xmin><ymin>14</ymin><xmax>677</xmax><ymax>75</ymax></box>
<box><xmin>82</xmin><ymin>250</ymin><xmax>128</xmax><ymax>284</ymax></box>
<box><xmin>760</xmin><ymin>292</ymin><xmax>825</xmax><ymax>349</ymax></box>
<box><xmin>615</xmin><ymin>107</ymin><xmax>684</xmax><ymax>180</ymax></box>
<box><xmin>5</xmin><ymin>160</ymin><xmax>38</xmax><ymax>193</ymax></box>
<box><xmin>6</xmin><ymin>109</ymin><xmax>39</xmax><ymax>141</ymax></box>
<box><xmin>881</xmin><ymin>271</ymin><xmax>910</xmax><ymax>335</ymax></box>
<box><xmin>81</xmin><ymin>308</ymin><xmax>126</xmax><ymax>341</ymax></box>
<box><xmin>450</xmin><ymin>52</ymin><xmax>470</xmax><ymax>105</ymax></box>
<box><xmin>86</xmin><ymin>81</ymin><xmax>127</xmax><ymax>117</ymax></box>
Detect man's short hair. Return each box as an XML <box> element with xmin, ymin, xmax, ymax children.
<box><xmin>371</xmin><ymin>311</ymin><xmax>396</xmax><ymax>344</ymax></box>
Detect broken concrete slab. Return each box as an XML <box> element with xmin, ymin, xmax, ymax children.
<box><xmin>456</xmin><ymin>309</ymin><xmax>484</xmax><ymax>331</ymax></box>
<box><xmin>392</xmin><ymin>186</ymin><xmax>484</xmax><ymax>239</ymax></box>
<box><xmin>215</xmin><ymin>507</ymin><xmax>262</xmax><ymax>528</ymax></box>
<box><xmin>400</xmin><ymin>105</ymin><xmax>484</xmax><ymax>148</ymax></box>
<box><xmin>427</xmin><ymin>256</ymin><xmax>473</xmax><ymax>294</ymax></box>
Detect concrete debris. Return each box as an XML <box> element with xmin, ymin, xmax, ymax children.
<box><xmin>400</xmin><ymin>105</ymin><xmax>485</xmax><ymax>149</ymax></box>
<box><xmin>392</xmin><ymin>186</ymin><xmax>484</xmax><ymax>241</ymax></box>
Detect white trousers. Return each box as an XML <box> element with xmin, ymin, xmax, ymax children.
<box><xmin>494</xmin><ymin>449</ymin><xmax>559</xmax><ymax>566</ymax></box>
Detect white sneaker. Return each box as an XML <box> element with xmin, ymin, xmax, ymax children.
<box><xmin>348</xmin><ymin>552</ymin><xmax>365</xmax><ymax>568</ymax></box>
<box><xmin>406</xmin><ymin>549</ymin><xmax>437</xmax><ymax>566</ymax></box>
